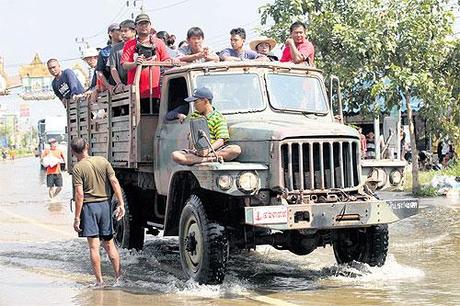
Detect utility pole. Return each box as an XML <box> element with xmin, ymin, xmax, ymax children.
<box><xmin>127</xmin><ymin>0</ymin><xmax>144</xmax><ymax>19</ymax></box>
<box><xmin>75</xmin><ymin>37</ymin><xmax>90</xmax><ymax>54</ymax></box>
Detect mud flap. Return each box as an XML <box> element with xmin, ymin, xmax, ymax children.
<box><xmin>385</xmin><ymin>198</ymin><xmax>419</xmax><ymax>220</ymax></box>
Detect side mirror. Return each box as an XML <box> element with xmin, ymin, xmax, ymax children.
<box><xmin>189</xmin><ymin>117</ymin><xmax>224</xmax><ymax>163</ymax></box>
<box><xmin>329</xmin><ymin>75</ymin><xmax>344</xmax><ymax>124</ymax></box>
<box><xmin>190</xmin><ymin>117</ymin><xmax>211</xmax><ymax>151</ymax></box>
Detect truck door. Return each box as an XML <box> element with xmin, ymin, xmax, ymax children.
<box><xmin>155</xmin><ymin>76</ymin><xmax>190</xmax><ymax>194</ymax></box>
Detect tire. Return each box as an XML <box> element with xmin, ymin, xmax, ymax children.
<box><xmin>179</xmin><ymin>194</ymin><xmax>229</xmax><ymax>285</ymax></box>
<box><xmin>332</xmin><ymin>225</ymin><xmax>389</xmax><ymax>267</ymax></box>
<box><xmin>111</xmin><ymin>189</ymin><xmax>145</xmax><ymax>250</ymax></box>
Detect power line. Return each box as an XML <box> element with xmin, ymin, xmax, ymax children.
<box><xmin>144</xmin><ymin>0</ymin><xmax>191</xmax><ymax>12</ymax></box>
<box><xmin>80</xmin><ymin>2</ymin><xmax>128</xmax><ymax>41</ymax></box>
<box><xmin>4</xmin><ymin>57</ymin><xmax>81</xmax><ymax>69</ymax></box>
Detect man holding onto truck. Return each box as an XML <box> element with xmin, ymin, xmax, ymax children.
<box><xmin>108</xmin><ymin>19</ymin><xmax>136</xmax><ymax>92</ymax></box>
<box><xmin>41</xmin><ymin>138</ymin><xmax>65</xmax><ymax>199</ymax></box>
<box><xmin>47</xmin><ymin>59</ymin><xmax>85</xmax><ymax>107</ymax></box>
<box><xmin>171</xmin><ymin>87</ymin><xmax>241</xmax><ymax>165</ymax></box>
<box><xmin>70</xmin><ymin>137</ymin><xmax>125</xmax><ymax>287</ymax></box>
<box><xmin>176</xmin><ymin>27</ymin><xmax>219</xmax><ymax>63</ymax></box>
<box><xmin>121</xmin><ymin>13</ymin><xmax>172</xmax><ymax>114</ymax></box>
<box><xmin>280</xmin><ymin>21</ymin><xmax>315</xmax><ymax>65</ymax></box>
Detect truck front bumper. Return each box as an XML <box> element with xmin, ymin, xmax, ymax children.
<box><xmin>244</xmin><ymin>198</ymin><xmax>418</xmax><ymax>230</ymax></box>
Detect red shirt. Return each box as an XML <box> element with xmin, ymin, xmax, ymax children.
<box><xmin>121</xmin><ymin>36</ymin><xmax>170</xmax><ymax>99</ymax></box>
<box><xmin>280</xmin><ymin>40</ymin><xmax>315</xmax><ymax>65</ymax></box>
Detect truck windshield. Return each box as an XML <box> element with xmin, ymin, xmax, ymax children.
<box><xmin>266</xmin><ymin>74</ymin><xmax>328</xmax><ymax>114</ymax></box>
<box><xmin>196</xmin><ymin>74</ymin><xmax>264</xmax><ymax>114</ymax></box>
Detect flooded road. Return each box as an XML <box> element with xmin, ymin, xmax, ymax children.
<box><xmin>0</xmin><ymin>157</ymin><xmax>459</xmax><ymax>305</ymax></box>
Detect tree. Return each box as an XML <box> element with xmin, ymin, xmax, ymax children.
<box><xmin>260</xmin><ymin>0</ymin><xmax>457</xmax><ymax>193</ymax></box>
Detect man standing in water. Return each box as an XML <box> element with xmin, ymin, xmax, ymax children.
<box><xmin>71</xmin><ymin>137</ymin><xmax>125</xmax><ymax>287</ymax></box>
<box><xmin>41</xmin><ymin>138</ymin><xmax>65</xmax><ymax>199</ymax></box>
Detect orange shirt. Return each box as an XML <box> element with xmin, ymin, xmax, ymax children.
<box><xmin>43</xmin><ymin>147</ymin><xmax>65</xmax><ymax>175</ymax></box>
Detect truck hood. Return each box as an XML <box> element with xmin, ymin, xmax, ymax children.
<box><xmin>228</xmin><ymin>117</ymin><xmax>359</xmax><ymax>141</ymax></box>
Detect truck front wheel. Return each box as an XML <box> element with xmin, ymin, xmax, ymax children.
<box><xmin>332</xmin><ymin>225</ymin><xmax>389</xmax><ymax>267</ymax></box>
<box><xmin>179</xmin><ymin>194</ymin><xmax>229</xmax><ymax>285</ymax></box>
<box><xmin>111</xmin><ymin>189</ymin><xmax>145</xmax><ymax>250</ymax></box>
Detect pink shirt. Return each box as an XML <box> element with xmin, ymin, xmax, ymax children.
<box><xmin>280</xmin><ymin>40</ymin><xmax>315</xmax><ymax>65</ymax></box>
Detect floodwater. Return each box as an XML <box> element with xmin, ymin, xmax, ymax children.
<box><xmin>0</xmin><ymin>157</ymin><xmax>459</xmax><ymax>305</ymax></box>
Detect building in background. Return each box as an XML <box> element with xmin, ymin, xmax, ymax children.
<box><xmin>0</xmin><ymin>57</ymin><xmax>8</xmax><ymax>95</ymax></box>
<box><xmin>18</xmin><ymin>53</ymin><xmax>55</xmax><ymax>100</ymax></box>
<box><xmin>71</xmin><ymin>63</ymin><xmax>88</xmax><ymax>88</ymax></box>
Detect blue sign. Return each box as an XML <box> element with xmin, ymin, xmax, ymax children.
<box><xmin>0</xmin><ymin>136</ymin><xmax>8</xmax><ymax>148</ymax></box>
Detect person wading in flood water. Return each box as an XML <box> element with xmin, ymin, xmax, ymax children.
<box><xmin>70</xmin><ymin>137</ymin><xmax>125</xmax><ymax>287</ymax></box>
<box><xmin>41</xmin><ymin>138</ymin><xmax>65</xmax><ymax>199</ymax></box>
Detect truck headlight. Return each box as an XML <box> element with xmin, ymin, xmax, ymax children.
<box><xmin>217</xmin><ymin>174</ymin><xmax>233</xmax><ymax>190</ymax></box>
<box><xmin>236</xmin><ymin>171</ymin><xmax>259</xmax><ymax>193</ymax></box>
<box><xmin>389</xmin><ymin>169</ymin><xmax>403</xmax><ymax>185</ymax></box>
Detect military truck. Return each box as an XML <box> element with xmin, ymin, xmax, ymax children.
<box><xmin>67</xmin><ymin>62</ymin><xmax>418</xmax><ymax>285</ymax></box>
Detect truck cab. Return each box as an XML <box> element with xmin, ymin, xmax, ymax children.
<box><xmin>67</xmin><ymin>61</ymin><xmax>418</xmax><ymax>285</ymax></box>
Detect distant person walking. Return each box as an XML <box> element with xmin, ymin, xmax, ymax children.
<box><xmin>70</xmin><ymin>137</ymin><xmax>125</xmax><ymax>287</ymax></box>
<box><xmin>41</xmin><ymin>138</ymin><xmax>65</xmax><ymax>199</ymax></box>
<box><xmin>9</xmin><ymin>147</ymin><xmax>16</xmax><ymax>160</ymax></box>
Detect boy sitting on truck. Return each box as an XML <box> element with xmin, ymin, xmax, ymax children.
<box><xmin>171</xmin><ymin>87</ymin><xmax>241</xmax><ymax>165</ymax></box>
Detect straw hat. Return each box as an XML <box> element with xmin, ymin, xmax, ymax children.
<box><xmin>249</xmin><ymin>36</ymin><xmax>277</xmax><ymax>52</ymax></box>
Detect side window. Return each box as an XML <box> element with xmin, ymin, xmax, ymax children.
<box><xmin>166</xmin><ymin>77</ymin><xmax>189</xmax><ymax>121</ymax></box>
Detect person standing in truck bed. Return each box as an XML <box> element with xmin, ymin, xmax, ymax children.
<box><xmin>121</xmin><ymin>13</ymin><xmax>172</xmax><ymax>114</ymax></box>
<box><xmin>108</xmin><ymin>19</ymin><xmax>136</xmax><ymax>93</ymax></box>
<box><xmin>280</xmin><ymin>21</ymin><xmax>315</xmax><ymax>65</ymax></box>
<box><xmin>47</xmin><ymin>58</ymin><xmax>84</xmax><ymax>107</ymax></box>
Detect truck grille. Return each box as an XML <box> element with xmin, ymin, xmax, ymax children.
<box><xmin>280</xmin><ymin>139</ymin><xmax>360</xmax><ymax>191</ymax></box>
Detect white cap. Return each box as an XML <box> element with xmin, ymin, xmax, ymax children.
<box><xmin>81</xmin><ymin>47</ymin><xmax>99</xmax><ymax>59</ymax></box>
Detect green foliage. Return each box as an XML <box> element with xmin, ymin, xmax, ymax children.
<box><xmin>413</xmin><ymin>185</ymin><xmax>439</xmax><ymax>197</ymax></box>
<box><xmin>260</xmin><ymin>0</ymin><xmax>459</xmax><ymax>192</ymax></box>
<box><xmin>259</xmin><ymin>0</ymin><xmax>457</xmax><ymax>117</ymax></box>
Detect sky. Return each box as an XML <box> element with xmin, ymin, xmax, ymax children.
<box><xmin>0</xmin><ymin>0</ymin><xmax>273</xmax><ymax>75</ymax></box>
<box><xmin>0</xmin><ymin>0</ymin><xmax>459</xmax><ymax>76</ymax></box>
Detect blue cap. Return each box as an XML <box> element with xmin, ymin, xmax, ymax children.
<box><xmin>184</xmin><ymin>87</ymin><xmax>213</xmax><ymax>102</ymax></box>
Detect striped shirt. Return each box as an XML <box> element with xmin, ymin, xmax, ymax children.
<box><xmin>190</xmin><ymin>109</ymin><xmax>230</xmax><ymax>143</ymax></box>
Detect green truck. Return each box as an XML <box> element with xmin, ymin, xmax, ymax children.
<box><xmin>67</xmin><ymin>61</ymin><xmax>418</xmax><ymax>284</ymax></box>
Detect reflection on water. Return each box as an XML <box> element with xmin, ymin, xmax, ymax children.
<box><xmin>0</xmin><ymin>158</ymin><xmax>459</xmax><ymax>305</ymax></box>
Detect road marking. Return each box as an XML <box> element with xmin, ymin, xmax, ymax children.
<box><xmin>241</xmin><ymin>292</ymin><xmax>299</xmax><ymax>306</ymax></box>
<box><xmin>0</xmin><ymin>207</ymin><xmax>75</xmax><ymax>238</ymax></box>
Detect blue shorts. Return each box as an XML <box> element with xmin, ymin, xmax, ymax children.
<box><xmin>79</xmin><ymin>200</ymin><xmax>113</xmax><ymax>239</ymax></box>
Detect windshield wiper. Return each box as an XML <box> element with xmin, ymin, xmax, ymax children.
<box><xmin>302</xmin><ymin>111</ymin><xmax>328</xmax><ymax>116</ymax></box>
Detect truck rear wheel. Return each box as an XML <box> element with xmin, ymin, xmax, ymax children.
<box><xmin>332</xmin><ymin>225</ymin><xmax>388</xmax><ymax>267</ymax></box>
<box><xmin>111</xmin><ymin>189</ymin><xmax>145</xmax><ymax>250</ymax></box>
<box><xmin>179</xmin><ymin>194</ymin><xmax>229</xmax><ymax>285</ymax></box>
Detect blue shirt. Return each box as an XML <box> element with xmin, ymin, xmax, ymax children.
<box><xmin>51</xmin><ymin>69</ymin><xmax>84</xmax><ymax>100</ymax></box>
<box><xmin>219</xmin><ymin>48</ymin><xmax>259</xmax><ymax>60</ymax></box>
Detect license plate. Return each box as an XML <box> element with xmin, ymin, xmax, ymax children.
<box><xmin>252</xmin><ymin>206</ymin><xmax>288</xmax><ymax>224</ymax></box>
<box><xmin>386</xmin><ymin>198</ymin><xmax>419</xmax><ymax>219</ymax></box>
